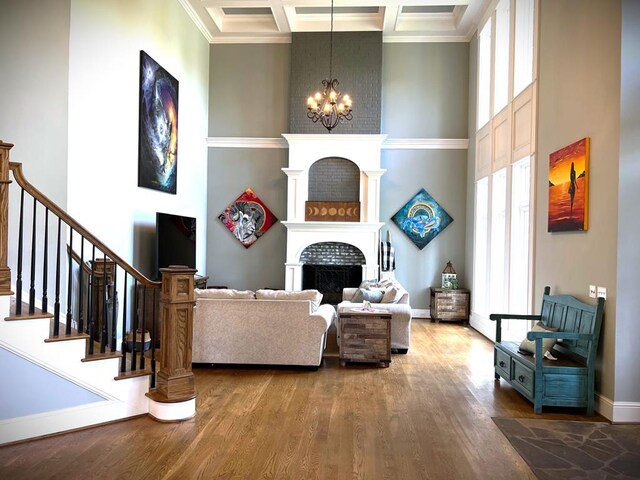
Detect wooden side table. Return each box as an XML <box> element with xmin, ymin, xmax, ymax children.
<box><xmin>339</xmin><ymin>309</ymin><xmax>392</xmax><ymax>367</ymax></box>
<box><xmin>430</xmin><ymin>288</ymin><xmax>470</xmax><ymax>323</ymax></box>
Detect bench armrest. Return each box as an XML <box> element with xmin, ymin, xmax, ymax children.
<box><xmin>490</xmin><ymin>313</ymin><xmax>542</xmax><ymax>321</ymax></box>
<box><xmin>491</xmin><ymin>314</ymin><xmax>541</xmax><ymax>343</ymax></box>
<box><xmin>526</xmin><ymin>331</ymin><xmax>593</xmax><ymax>341</ymax></box>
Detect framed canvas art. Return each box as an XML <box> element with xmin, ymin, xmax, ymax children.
<box><xmin>392</xmin><ymin>188</ymin><xmax>453</xmax><ymax>250</ymax></box>
<box><xmin>138</xmin><ymin>51</ymin><xmax>179</xmax><ymax>194</ymax></box>
<box><xmin>548</xmin><ymin>137</ymin><xmax>589</xmax><ymax>232</ymax></box>
<box><xmin>219</xmin><ymin>188</ymin><xmax>278</xmax><ymax>248</ymax></box>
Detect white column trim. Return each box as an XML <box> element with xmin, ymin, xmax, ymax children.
<box><xmin>206</xmin><ymin>137</ymin><xmax>469</xmax><ymax>150</ymax></box>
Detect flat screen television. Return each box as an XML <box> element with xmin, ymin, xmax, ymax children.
<box><xmin>155</xmin><ymin>212</ymin><xmax>196</xmax><ymax>279</ymax></box>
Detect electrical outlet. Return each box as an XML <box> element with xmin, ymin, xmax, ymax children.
<box><xmin>589</xmin><ymin>285</ymin><xmax>597</xmax><ymax>298</ymax></box>
<box><xmin>597</xmin><ymin>286</ymin><xmax>607</xmax><ymax>300</ymax></box>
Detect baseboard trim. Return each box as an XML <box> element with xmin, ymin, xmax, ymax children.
<box><xmin>596</xmin><ymin>394</ymin><xmax>640</xmax><ymax>423</ymax></box>
<box><xmin>0</xmin><ymin>400</ymin><xmax>147</xmax><ymax>445</ymax></box>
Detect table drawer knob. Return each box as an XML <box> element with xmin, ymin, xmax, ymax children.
<box><xmin>518</xmin><ymin>375</ymin><xmax>525</xmax><ymax>383</ymax></box>
<box><xmin>499</xmin><ymin>361</ymin><xmax>506</xmax><ymax>368</ymax></box>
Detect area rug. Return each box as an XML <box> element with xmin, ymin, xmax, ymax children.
<box><xmin>493</xmin><ymin>418</ymin><xmax>640</xmax><ymax>479</ymax></box>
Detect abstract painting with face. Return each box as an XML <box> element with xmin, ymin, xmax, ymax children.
<box><xmin>138</xmin><ymin>51</ymin><xmax>178</xmax><ymax>194</ymax></box>
<box><xmin>219</xmin><ymin>188</ymin><xmax>278</xmax><ymax>248</ymax></box>
<box><xmin>392</xmin><ymin>188</ymin><xmax>453</xmax><ymax>250</ymax></box>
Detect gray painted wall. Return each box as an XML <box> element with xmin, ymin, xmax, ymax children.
<box><xmin>210</xmin><ymin>44</ymin><xmax>291</xmax><ymax>137</ymax></box>
<box><xmin>381</xmin><ymin>149</ymin><xmax>468</xmax><ymax>308</ymax></box>
<box><xmin>616</xmin><ymin>0</ymin><xmax>640</xmax><ymax>403</ymax></box>
<box><xmin>0</xmin><ymin>0</ymin><xmax>70</xmax><ymax>207</ymax></box>
<box><xmin>536</xmin><ymin>0</ymin><xmax>621</xmax><ymax>400</ymax></box>
<box><xmin>207</xmin><ymin>148</ymin><xmax>288</xmax><ymax>291</ymax></box>
<box><xmin>381</xmin><ymin>43</ymin><xmax>469</xmax><ymax>308</ymax></box>
<box><xmin>289</xmin><ymin>32</ymin><xmax>382</xmax><ymax>134</ymax></box>
<box><xmin>0</xmin><ymin>347</ymin><xmax>104</xmax><ymax>420</ymax></box>
<box><xmin>465</xmin><ymin>35</ymin><xmax>478</xmax><ymax>311</ymax></box>
<box><xmin>382</xmin><ymin>43</ymin><xmax>469</xmax><ymax>138</ymax></box>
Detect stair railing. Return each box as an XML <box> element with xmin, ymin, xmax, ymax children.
<box><xmin>1</xmin><ymin>141</ymin><xmax>168</xmax><ymax>384</ymax></box>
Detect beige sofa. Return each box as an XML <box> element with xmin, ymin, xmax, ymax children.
<box><xmin>192</xmin><ymin>289</ymin><xmax>335</xmax><ymax>368</ymax></box>
<box><xmin>338</xmin><ymin>281</ymin><xmax>412</xmax><ymax>353</ymax></box>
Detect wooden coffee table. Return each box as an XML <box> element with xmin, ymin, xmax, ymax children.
<box><xmin>339</xmin><ymin>309</ymin><xmax>392</xmax><ymax>367</ymax></box>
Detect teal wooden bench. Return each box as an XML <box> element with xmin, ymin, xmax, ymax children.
<box><xmin>490</xmin><ymin>286</ymin><xmax>605</xmax><ymax>415</ymax></box>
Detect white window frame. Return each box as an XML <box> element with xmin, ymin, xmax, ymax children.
<box><xmin>471</xmin><ymin>0</ymin><xmax>539</xmax><ymax>341</ymax></box>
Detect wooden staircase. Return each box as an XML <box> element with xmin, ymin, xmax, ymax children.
<box><xmin>0</xmin><ymin>141</ymin><xmax>197</xmax><ymax>445</ymax></box>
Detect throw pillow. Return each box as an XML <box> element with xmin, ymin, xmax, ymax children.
<box><xmin>195</xmin><ymin>288</ymin><xmax>255</xmax><ymax>300</ymax></box>
<box><xmin>380</xmin><ymin>286</ymin><xmax>402</xmax><ymax>303</ymax></box>
<box><xmin>519</xmin><ymin>322</ymin><xmax>560</xmax><ymax>356</ymax></box>
<box><xmin>351</xmin><ymin>288</ymin><xmax>384</xmax><ymax>303</ymax></box>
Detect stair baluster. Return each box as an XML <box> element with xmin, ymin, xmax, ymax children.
<box><xmin>77</xmin><ymin>236</ymin><xmax>84</xmax><ymax>333</ymax></box>
<box><xmin>53</xmin><ymin>217</ymin><xmax>61</xmax><ymax>336</ymax></box>
<box><xmin>120</xmin><ymin>273</ymin><xmax>128</xmax><ymax>373</ymax></box>
<box><xmin>132</xmin><ymin>278</ymin><xmax>138</xmax><ymax>370</ymax></box>
<box><xmin>28</xmin><ymin>197</ymin><xmax>37</xmax><ymax>314</ymax></box>
<box><xmin>41</xmin><ymin>208</ymin><xmax>49</xmax><ymax>313</ymax></box>
<box><xmin>111</xmin><ymin>266</ymin><xmax>118</xmax><ymax>351</ymax></box>
<box><xmin>88</xmin><ymin>245</ymin><xmax>95</xmax><ymax>354</ymax></box>
<box><xmin>151</xmin><ymin>287</ymin><xmax>157</xmax><ymax>388</ymax></box>
<box><xmin>15</xmin><ymin>188</ymin><xmax>24</xmax><ymax>315</ymax></box>
<box><xmin>65</xmin><ymin>228</ymin><xmax>73</xmax><ymax>335</ymax></box>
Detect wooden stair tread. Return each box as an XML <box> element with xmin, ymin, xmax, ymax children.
<box><xmin>114</xmin><ymin>368</ymin><xmax>153</xmax><ymax>381</ymax></box>
<box><xmin>44</xmin><ymin>332</ymin><xmax>89</xmax><ymax>343</ymax></box>
<box><xmin>81</xmin><ymin>351</ymin><xmax>123</xmax><ymax>362</ymax></box>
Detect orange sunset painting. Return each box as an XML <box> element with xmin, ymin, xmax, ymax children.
<box><xmin>548</xmin><ymin>137</ymin><xmax>589</xmax><ymax>232</ymax></box>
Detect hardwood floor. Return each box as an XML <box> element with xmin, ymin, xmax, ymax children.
<box><xmin>0</xmin><ymin>320</ymin><xmax>605</xmax><ymax>480</ymax></box>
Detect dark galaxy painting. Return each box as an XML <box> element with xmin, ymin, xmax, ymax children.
<box><xmin>138</xmin><ymin>51</ymin><xmax>178</xmax><ymax>194</ymax></box>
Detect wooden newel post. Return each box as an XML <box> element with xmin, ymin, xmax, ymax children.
<box><xmin>146</xmin><ymin>266</ymin><xmax>197</xmax><ymax>421</ymax></box>
<box><xmin>0</xmin><ymin>142</ymin><xmax>14</xmax><ymax>296</ymax></box>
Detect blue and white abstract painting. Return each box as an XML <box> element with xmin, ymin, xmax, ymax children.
<box><xmin>138</xmin><ymin>51</ymin><xmax>178</xmax><ymax>194</ymax></box>
<box><xmin>391</xmin><ymin>188</ymin><xmax>453</xmax><ymax>250</ymax></box>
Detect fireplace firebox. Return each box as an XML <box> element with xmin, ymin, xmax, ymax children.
<box><xmin>302</xmin><ymin>264</ymin><xmax>362</xmax><ymax>305</ymax></box>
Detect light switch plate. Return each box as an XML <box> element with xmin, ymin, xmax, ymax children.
<box><xmin>597</xmin><ymin>286</ymin><xmax>607</xmax><ymax>300</ymax></box>
<box><xmin>589</xmin><ymin>285</ymin><xmax>597</xmax><ymax>298</ymax></box>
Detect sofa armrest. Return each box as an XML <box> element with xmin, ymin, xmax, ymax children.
<box><xmin>311</xmin><ymin>304</ymin><xmax>336</xmax><ymax>331</ymax></box>
<box><xmin>342</xmin><ymin>288</ymin><xmax>358</xmax><ymax>302</ymax></box>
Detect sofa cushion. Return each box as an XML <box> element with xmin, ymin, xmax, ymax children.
<box><xmin>351</xmin><ymin>288</ymin><xmax>384</xmax><ymax>303</ymax></box>
<box><xmin>195</xmin><ymin>288</ymin><xmax>255</xmax><ymax>300</ymax></box>
<box><xmin>255</xmin><ymin>289</ymin><xmax>323</xmax><ymax>311</ymax></box>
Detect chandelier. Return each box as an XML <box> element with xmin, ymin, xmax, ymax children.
<box><xmin>306</xmin><ymin>0</ymin><xmax>353</xmax><ymax>132</ymax></box>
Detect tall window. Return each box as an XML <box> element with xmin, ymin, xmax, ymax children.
<box><xmin>514</xmin><ymin>0</ymin><xmax>535</xmax><ymax>97</ymax></box>
<box><xmin>474</xmin><ymin>178</ymin><xmax>489</xmax><ymax>316</ymax></box>
<box><xmin>489</xmin><ymin>169</ymin><xmax>507</xmax><ymax>313</ymax></box>
<box><xmin>477</xmin><ymin>19</ymin><xmax>492</xmax><ymax>129</ymax></box>
<box><xmin>472</xmin><ymin>1</ymin><xmax>537</xmax><ymax>336</ymax></box>
<box><xmin>494</xmin><ymin>0</ymin><xmax>510</xmax><ymax>114</ymax></box>
<box><xmin>509</xmin><ymin>158</ymin><xmax>531</xmax><ymax>314</ymax></box>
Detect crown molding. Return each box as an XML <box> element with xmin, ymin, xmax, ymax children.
<box><xmin>206</xmin><ymin>137</ymin><xmax>469</xmax><ymax>150</ymax></box>
<box><xmin>178</xmin><ymin>0</ymin><xmax>215</xmax><ymax>43</ymax></box>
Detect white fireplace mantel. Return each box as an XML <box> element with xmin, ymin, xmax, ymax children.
<box><xmin>282</xmin><ymin>134</ymin><xmax>387</xmax><ymax>291</ymax></box>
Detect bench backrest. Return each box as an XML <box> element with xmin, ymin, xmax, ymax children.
<box><xmin>539</xmin><ymin>286</ymin><xmax>605</xmax><ymax>362</ymax></box>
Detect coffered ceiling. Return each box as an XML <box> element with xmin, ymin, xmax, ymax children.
<box><xmin>178</xmin><ymin>0</ymin><xmax>491</xmax><ymax>43</ymax></box>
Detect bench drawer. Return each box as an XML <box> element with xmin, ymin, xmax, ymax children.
<box><xmin>512</xmin><ymin>360</ymin><xmax>534</xmax><ymax>397</ymax></box>
<box><xmin>544</xmin><ymin>374</ymin><xmax>587</xmax><ymax>401</ymax></box>
<box><xmin>495</xmin><ymin>348</ymin><xmax>511</xmax><ymax>378</ymax></box>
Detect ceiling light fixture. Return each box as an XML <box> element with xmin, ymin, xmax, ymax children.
<box><xmin>306</xmin><ymin>0</ymin><xmax>353</xmax><ymax>133</ymax></box>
